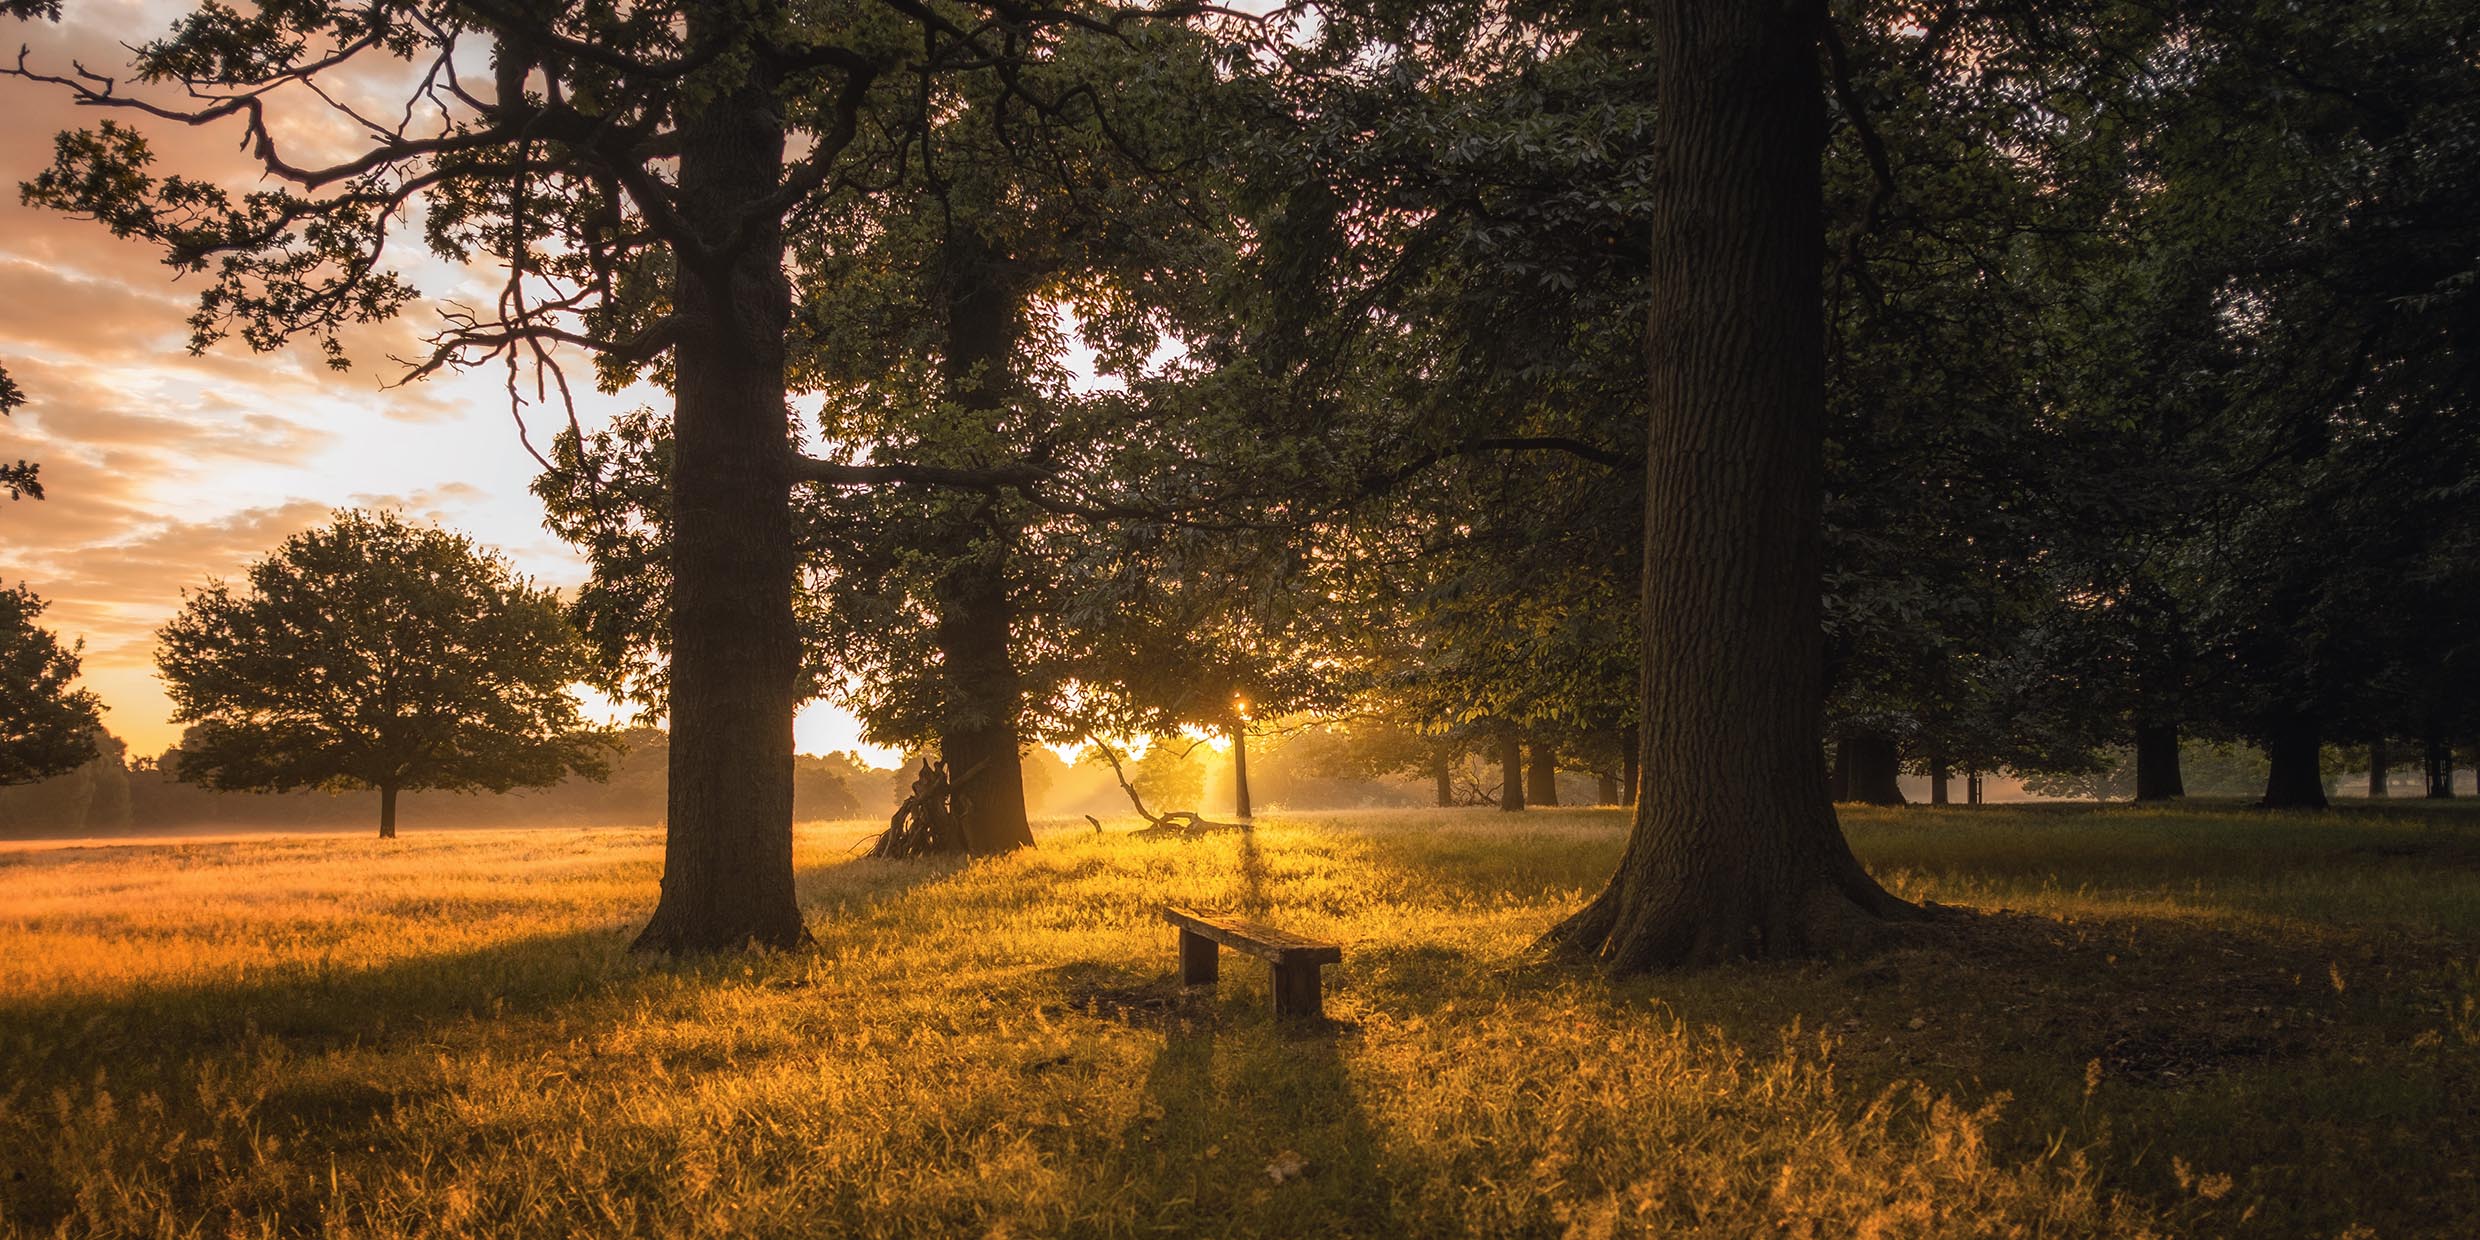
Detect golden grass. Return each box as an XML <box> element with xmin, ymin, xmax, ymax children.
<box><xmin>3</xmin><ymin>803</ymin><xmax>2477</xmax><ymax>1237</ymax></box>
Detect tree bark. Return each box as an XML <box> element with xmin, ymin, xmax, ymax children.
<box><xmin>2134</xmin><ymin>721</ymin><xmax>2185</xmax><ymax>801</ymax></box>
<box><xmin>1827</xmin><ymin>739</ymin><xmax>1851</xmax><ymax>802</ymax></box>
<box><xmin>935</xmin><ymin>547</ymin><xmax>1035</xmax><ymax>854</ymax></box>
<box><xmin>1843</xmin><ymin>732</ymin><xmax>1906</xmax><ymax>806</ymax></box>
<box><xmin>634</xmin><ymin>19</ymin><xmax>808</xmax><ymax>953</ymax></box>
<box><xmin>378</xmin><ymin>782</ymin><xmax>398</xmax><ymax>840</ymax></box>
<box><xmin>1497</xmin><ymin>725</ymin><xmax>1525</xmax><ymax>811</ymax></box>
<box><xmin>2259</xmin><ymin>711</ymin><xmax>2329</xmax><ymax>809</ymax></box>
<box><xmin>1434</xmin><ymin>749</ymin><xmax>1454</xmax><ymax>808</ymax></box>
<box><xmin>1543</xmin><ymin>0</ymin><xmax>1912</xmax><ymax>971</ymax></box>
<box><xmin>1526</xmin><ymin>740</ymin><xmax>1560</xmax><ymax>806</ymax></box>
<box><xmin>1231</xmin><ymin>723</ymin><xmax>1253</xmax><ymax>820</ymax></box>
<box><xmin>927</xmin><ymin>221</ymin><xmax>1035</xmax><ymax>855</ymax></box>
<box><xmin>1927</xmin><ymin>752</ymin><xmax>1950</xmax><ymax>806</ymax></box>
<box><xmin>2426</xmin><ymin>723</ymin><xmax>2456</xmax><ymax>799</ymax></box>
<box><xmin>2131</xmin><ymin>635</ymin><xmax>2185</xmax><ymax>801</ymax></box>
<box><xmin>2367</xmin><ymin>740</ymin><xmax>2389</xmax><ymax>798</ymax></box>
<box><xmin>1598</xmin><ymin>769</ymin><xmax>1620</xmax><ymax>805</ymax></box>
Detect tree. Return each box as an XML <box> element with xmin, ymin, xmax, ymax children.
<box><xmin>2089</xmin><ymin>0</ymin><xmax>2480</xmax><ymax>811</ymax></box>
<box><xmin>0</xmin><ymin>729</ymin><xmax>131</xmax><ymax>835</ymax></box>
<box><xmin>155</xmin><ymin>511</ymin><xmax>613</xmax><ymax>838</ymax></box>
<box><xmin>0</xmin><ymin>583</ymin><xmax>103</xmax><ymax>785</ymax></box>
<box><xmin>1542</xmin><ymin>1</ymin><xmax>1915</xmax><ymax>969</ymax></box>
<box><xmin>4</xmin><ymin>0</ymin><xmax>1252</xmax><ymax>950</ymax></box>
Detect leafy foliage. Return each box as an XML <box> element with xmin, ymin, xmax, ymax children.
<box><xmin>155</xmin><ymin>510</ymin><xmax>615</xmax><ymax>806</ymax></box>
<box><xmin>0</xmin><ymin>583</ymin><xmax>103</xmax><ymax>786</ymax></box>
<box><xmin>1</xmin><ymin>361</ymin><xmax>38</xmax><ymax>502</ymax></box>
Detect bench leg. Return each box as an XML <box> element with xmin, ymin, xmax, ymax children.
<box><xmin>1271</xmin><ymin>962</ymin><xmax>1323</xmax><ymax>1019</ymax></box>
<box><xmin>1178</xmin><ymin>928</ymin><xmax>1219</xmax><ymax>986</ymax></box>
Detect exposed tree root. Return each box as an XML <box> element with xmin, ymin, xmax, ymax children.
<box><xmin>866</xmin><ymin>758</ymin><xmax>985</xmax><ymax>859</ymax></box>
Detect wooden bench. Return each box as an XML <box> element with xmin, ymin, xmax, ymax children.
<box><xmin>1164</xmin><ymin>906</ymin><xmax>1342</xmax><ymax>1019</ymax></box>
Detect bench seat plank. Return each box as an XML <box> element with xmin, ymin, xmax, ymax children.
<box><xmin>1164</xmin><ymin>906</ymin><xmax>1342</xmax><ymax>966</ymax></box>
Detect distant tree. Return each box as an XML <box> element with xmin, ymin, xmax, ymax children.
<box><xmin>156</xmin><ymin>511</ymin><xmax>615</xmax><ymax>838</ymax></box>
<box><xmin>1</xmin><ymin>583</ymin><xmax>103</xmax><ymax>785</ymax></box>
<box><xmin>0</xmin><ymin>730</ymin><xmax>132</xmax><ymax>836</ymax></box>
<box><xmin>1128</xmin><ymin>742</ymin><xmax>1208</xmax><ymax>814</ymax></box>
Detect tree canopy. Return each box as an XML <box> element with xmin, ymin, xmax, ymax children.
<box><xmin>0</xmin><ymin>583</ymin><xmax>103</xmax><ymax>786</ymax></box>
<box><xmin>156</xmin><ymin>510</ymin><xmax>614</xmax><ymax>838</ymax></box>
<box><xmin>7</xmin><ymin>0</ymin><xmax>2478</xmax><ymax>963</ymax></box>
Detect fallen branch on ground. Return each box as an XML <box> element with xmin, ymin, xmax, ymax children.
<box><xmin>1084</xmin><ymin>734</ymin><xmax>1247</xmax><ymax>834</ymax></box>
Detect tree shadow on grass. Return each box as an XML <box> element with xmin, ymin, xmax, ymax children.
<box><xmin>0</xmin><ymin>846</ymin><xmax>962</xmax><ymax>1120</ymax></box>
<box><xmin>799</xmin><ymin>848</ymin><xmax>972</xmax><ymax>921</ymax></box>
<box><xmin>0</xmin><ymin>846</ymin><xmax>977</xmax><ymax>1232</ymax></box>
<box><xmin>1509</xmin><ymin>904</ymin><xmax>2480</xmax><ymax>1236</ymax></box>
<box><xmin>1096</xmin><ymin>1004</ymin><xmax>1405</xmax><ymax>1238</ymax></box>
<box><xmin>0</xmin><ymin>923</ymin><xmax>640</xmax><ymax>1228</ymax></box>
<box><xmin>1236</xmin><ymin>829</ymin><xmax>1271</xmax><ymax>916</ymax></box>
<box><xmin>1304</xmin><ymin>813</ymin><xmax>2480</xmax><ymax>1236</ymax></box>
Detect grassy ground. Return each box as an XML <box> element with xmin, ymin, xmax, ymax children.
<box><xmin>2</xmin><ymin>801</ymin><xmax>2477</xmax><ymax>1238</ymax></box>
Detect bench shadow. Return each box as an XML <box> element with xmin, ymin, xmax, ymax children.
<box><xmin>1099</xmin><ymin>1006</ymin><xmax>1405</xmax><ymax>1237</ymax></box>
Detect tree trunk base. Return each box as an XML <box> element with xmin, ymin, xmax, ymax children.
<box><xmin>2134</xmin><ymin>722</ymin><xmax>2185</xmax><ymax>801</ymax></box>
<box><xmin>630</xmin><ymin>908</ymin><xmax>810</xmax><ymax>955</ymax></box>
<box><xmin>2258</xmin><ymin>714</ymin><xmax>2328</xmax><ymax>810</ymax></box>
<box><xmin>1538</xmin><ymin>801</ymin><xmax>1925</xmax><ymax>971</ymax></box>
<box><xmin>1541</xmin><ymin>865</ymin><xmax>1925</xmax><ymax>971</ymax></box>
<box><xmin>871</xmin><ymin>760</ymin><xmax>972</xmax><ymax>859</ymax></box>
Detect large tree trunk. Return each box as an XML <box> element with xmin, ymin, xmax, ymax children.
<box><xmin>1526</xmin><ymin>740</ymin><xmax>1560</xmax><ymax>806</ymax></box>
<box><xmin>935</xmin><ymin>549</ymin><xmax>1034</xmax><ymax>854</ymax></box>
<box><xmin>928</xmin><ymin>223</ymin><xmax>1035</xmax><ymax>855</ymax></box>
<box><xmin>1598</xmin><ymin>769</ymin><xmax>1620</xmax><ymax>805</ymax></box>
<box><xmin>1927</xmin><ymin>752</ymin><xmax>1950</xmax><ymax>806</ymax></box>
<box><xmin>1843</xmin><ymin>732</ymin><xmax>1906</xmax><ymax>806</ymax></box>
<box><xmin>1497</xmin><ymin>725</ymin><xmax>1525</xmax><ymax>811</ymax></box>
<box><xmin>1544</xmin><ymin>0</ymin><xmax>1912</xmax><ymax>970</ymax></box>
<box><xmin>2134</xmin><ymin>721</ymin><xmax>2185</xmax><ymax>801</ymax></box>
<box><xmin>1434</xmin><ymin>749</ymin><xmax>1454</xmax><ymax>808</ymax></box>
<box><xmin>2259</xmin><ymin>711</ymin><xmax>2329</xmax><ymax>809</ymax></box>
<box><xmin>635</xmin><ymin>25</ymin><xmax>807</xmax><ymax>953</ymax></box>
<box><xmin>2426</xmin><ymin>723</ymin><xmax>2456</xmax><ymax>799</ymax></box>
<box><xmin>2367</xmin><ymin>741</ymin><xmax>2389</xmax><ymax>798</ymax></box>
<box><xmin>378</xmin><ymin>783</ymin><xmax>398</xmax><ymax>840</ymax></box>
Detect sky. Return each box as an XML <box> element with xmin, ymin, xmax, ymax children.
<box><xmin>0</xmin><ymin>2</ymin><xmax>900</xmax><ymax>764</ymax></box>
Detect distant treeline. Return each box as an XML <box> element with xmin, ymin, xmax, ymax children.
<box><xmin>0</xmin><ymin>723</ymin><xmax>1456</xmax><ymax>840</ymax></box>
<box><xmin>0</xmin><ymin>728</ymin><xmax>866</xmax><ymax>839</ymax></box>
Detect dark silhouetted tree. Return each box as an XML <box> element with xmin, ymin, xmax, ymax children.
<box><xmin>1</xmin><ymin>363</ymin><xmax>39</xmax><ymax>502</ymax></box>
<box><xmin>1</xmin><ymin>583</ymin><xmax>103</xmax><ymax>785</ymax></box>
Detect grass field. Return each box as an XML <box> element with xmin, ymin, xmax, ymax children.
<box><xmin>3</xmin><ymin>802</ymin><xmax>2477</xmax><ymax>1238</ymax></box>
